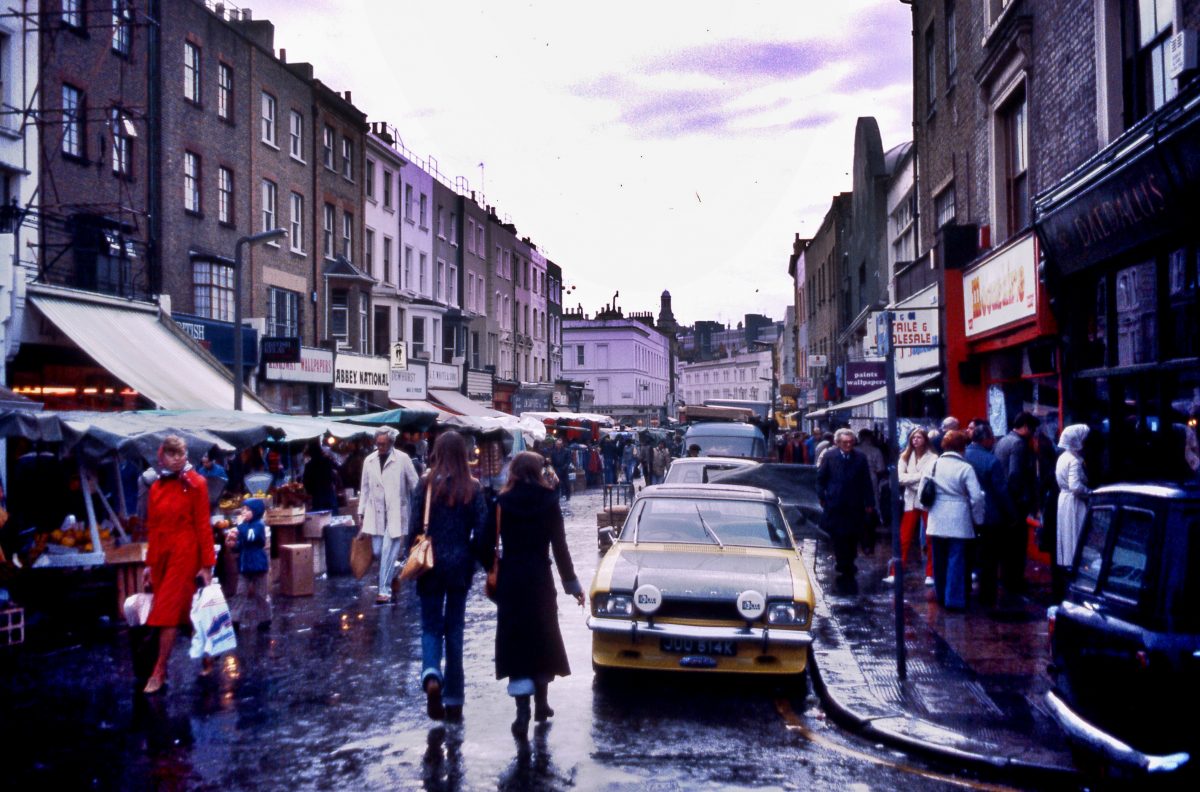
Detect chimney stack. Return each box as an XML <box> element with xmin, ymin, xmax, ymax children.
<box><xmin>344</xmin><ymin>91</ymin><xmax>352</xmax><ymax>103</ymax></box>
<box><xmin>241</xmin><ymin>9</ymin><xmax>253</xmax><ymax>21</ymax></box>
<box><xmin>279</xmin><ymin>48</ymin><xmax>286</xmax><ymax>62</ymax></box>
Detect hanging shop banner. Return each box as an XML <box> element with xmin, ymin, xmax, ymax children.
<box><xmin>334</xmin><ymin>352</ymin><xmax>390</xmax><ymax>391</ymax></box>
<box><xmin>963</xmin><ymin>234</ymin><xmax>1037</xmax><ymax>337</ymax></box>
<box><xmin>173</xmin><ymin>313</ymin><xmax>259</xmax><ymax>367</ymax></box>
<box><xmin>845</xmin><ymin>361</ymin><xmax>887</xmax><ymax>397</ymax></box>
<box><xmin>465</xmin><ymin>369</ymin><xmax>493</xmax><ymax>401</ymax></box>
<box><xmin>390</xmin><ymin>360</ymin><xmax>428</xmax><ymax>400</ymax></box>
<box><xmin>264</xmin><ymin>345</ymin><xmax>334</xmax><ymax>384</ymax></box>
<box><xmin>428</xmin><ymin>361</ymin><xmax>462</xmax><ymax>390</ymax></box>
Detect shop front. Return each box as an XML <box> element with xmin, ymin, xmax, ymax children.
<box><xmin>262</xmin><ymin>345</ymin><xmax>334</xmax><ymax>415</ymax></box>
<box><xmin>332</xmin><ymin>351</ymin><xmax>391</xmax><ymax>414</ymax></box>
<box><xmin>944</xmin><ymin>232</ymin><xmax>1060</xmax><ymax>441</ymax></box>
<box><xmin>1035</xmin><ymin>84</ymin><xmax>1200</xmax><ymax>484</ymax></box>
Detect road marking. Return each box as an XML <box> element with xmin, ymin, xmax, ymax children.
<box><xmin>774</xmin><ymin>699</ymin><xmax>1019</xmax><ymax>792</ymax></box>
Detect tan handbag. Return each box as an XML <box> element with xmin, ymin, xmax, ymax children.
<box><xmin>350</xmin><ymin>531</ymin><xmax>373</xmax><ymax>579</ymax></box>
<box><xmin>399</xmin><ymin>481</ymin><xmax>435</xmax><ymax>582</ymax></box>
<box><xmin>485</xmin><ymin>505</ymin><xmax>501</xmax><ymax>601</ymax></box>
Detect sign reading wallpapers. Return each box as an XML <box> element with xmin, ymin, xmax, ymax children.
<box><xmin>264</xmin><ymin>346</ymin><xmax>334</xmax><ymax>384</ymax></box>
<box><xmin>963</xmin><ymin>234</ymin><xmax>1037</xmax><ymax>337</ymax></box>
<box><xmin>845</xmin><ymin>361</ymin><xmax>886</xmax><ymax>397</ymax></box>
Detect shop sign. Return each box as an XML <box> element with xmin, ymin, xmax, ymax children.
<box><xmin>390</xmin><ymin>342</ymin><xmax>407</xmax><ymax>370</ymax></box>
<box><xmin>389</xmin><ymin>361</ymin><xmax>427</xmax><ymax>400</ymax></box>
<box><xmin>428</xmin><ymin>361</ymin><xmax>461</xmax><ymax>390</ymax></box>
<box><xmin>173</xmin><ymin>313</ymin><xmax>258</xmax><ymax>367</ymax></box>
<box><xmin>845</xmin><ymin>361</ymin><xmax>886</xmax><ymax>397</ymax></box>
<box><xmin>261</xmin><ymin>336</ymin><xmax>300</xmax><ymax>364</ymax></box>
<box><xmin>334</xmin><ymin>352</ymin><xmax>390</xmax><ymax>391</ymax></box>
<box><xmin>963</xmin><ymin>234</ymin><xmax>1037</xmax><ymax>337</ymax></box>
<box><xmin>873</xmin><ymin>308</ymin><xmax>940</xmax><ymax>350</ymax></box>
<box><xmin>809</xmin><ymin>354</ymin><xmax>828</xmax><ymax>368</ymax></box>
<box><xmin>264</xmin><ymin>345</ymin><xmax>333</xmax><ymax>384</ymax></box>
<box><xmin>465</xmin><ymin>369</ymin><xmax>492</xmax><ymax>400</ymax></box>
<box><xmin>513</xmin><ymin>388</ymin><xmax>553</xmax><ymax>415</ymax></box>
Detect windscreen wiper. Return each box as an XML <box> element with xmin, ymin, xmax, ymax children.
<box><xmin>695</xmin><ymin>505</ymin><xmax>723</xmax><ymax>548</ymax></box>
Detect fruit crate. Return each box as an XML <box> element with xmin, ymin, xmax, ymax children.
<box><xmin>1</xmin><ymin>606</ymin><xmax>24</xmax><ymax>646</ymax></box>
<box><xmin>265</xmin><ymin>506</ymin><xmax>306</xmax><ymax>526</ymax></box>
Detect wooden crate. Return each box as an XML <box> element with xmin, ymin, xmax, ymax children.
<box><xmin>265</xmin><ymin>506</ymin><xmax>306</xmax><ymax>526</ymax></box>
<box><xmin>1</xmin><ymin>607</ymin><xmax>24</xmax><ymax>646</ymax></box>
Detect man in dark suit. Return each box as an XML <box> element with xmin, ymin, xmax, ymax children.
<box><xmin>817</xmin><ymin>428</ymin><xmax>876</xmax><ymax>590</ymax></box>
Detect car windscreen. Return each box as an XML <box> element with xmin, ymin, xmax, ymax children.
<box><xmin>627</xmin><ymin>497</ymin><xmax>791</xmax><ymax>549</ymax></box>
<box><xmin>664</xmin><ymin>463</ymin><xmax>738</xmax><ymax>484</ymax></box>
<box><xmin>691</xmin><ymin>437</ymin><xmax>763</xmax><ymax>458</ymax></box>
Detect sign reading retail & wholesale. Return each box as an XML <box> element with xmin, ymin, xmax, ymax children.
<box><xmin>334</xmin><ymin>352</ymin><xmax>390</xmax><ymax>391</ymax></box>
<box><xmin>963</xmin><ymin>234</ymin><xmax>1037</xmax><ymax>337</ymax></box>
<box><xmin>264</xmin><ymin>346</ymin><xmax>333</xmax><ymax>384</ymax></box>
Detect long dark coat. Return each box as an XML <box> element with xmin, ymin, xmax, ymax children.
<box><xmin>489</xmin><ymin>481</ymin><xmax>578</xmax><ymax>681</ymax></box>
<box><xmin>816</xmin><ymin>448</ymin><xmax>874</xmax><ymax>538</ymax></box>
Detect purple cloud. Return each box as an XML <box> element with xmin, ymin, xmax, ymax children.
<box><xmin>647</xmin><ymin>40</ymin><xmax>840</xmax><ymax>82</ymax></box>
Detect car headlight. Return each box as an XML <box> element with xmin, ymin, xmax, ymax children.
<box><xmin>593</xmin><ymin>593</ymin><xmax>634</xmax><ymax>617</ymax></box>
<box><xmin>767</xmin><ymin>602</ymin><xmax>810</xmax><ymax>625</ymax></box>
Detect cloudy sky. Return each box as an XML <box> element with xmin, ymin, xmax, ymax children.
<box><xmin>249</xmin><ymin>0</ymin><xmax>914</xmax><ymax>328</ymax></box>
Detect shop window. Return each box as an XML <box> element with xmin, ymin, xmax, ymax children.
<box><xmin>1115</xmin><ymin>261</ymin><xmax>1156</xmax><ymax>366</ymax></box>
<box><xmin>1167</xmin><ymin>248</ymin><xmax>1199</xmax><ymax>359</ymax></box>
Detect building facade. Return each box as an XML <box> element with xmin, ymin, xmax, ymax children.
<box><xmin>562</xmin><ymin>312</ymin><xmax>670</xmax><ymax>425</ymax></box>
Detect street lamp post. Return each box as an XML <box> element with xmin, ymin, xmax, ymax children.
<box><xmin>233</xmin><ymin>228</ymin><xmax>288</xmax><ymax>410</ymax></box>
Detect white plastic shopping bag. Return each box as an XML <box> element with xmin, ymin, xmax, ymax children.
<box><xmin>188</xmin><ymin>580</ymin><xmax>237</xmax><ymax>659</ymax></box>
<box><xmin>123</xmin><ymin>592</ymin><xmax>154</xmax><ymax>627</ymax></box>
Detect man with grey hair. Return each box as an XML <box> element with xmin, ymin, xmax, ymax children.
<box><xmin>817</xmin><ymin>427</ymin><xmax>876</xmax><ymax>591</ymax></box>
<box><xmin>930</xmin><ymin>416</ymin><xmax>959</xmax><ymax>454</ymax></box>
<box><xmin>358</xmin><ymin>428</ymin><xmax>420</xmax><ymax>603</ymax></box>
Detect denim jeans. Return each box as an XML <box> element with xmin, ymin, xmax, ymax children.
<box><xmin>372</xmin><ymin>533</ymin><xmax>404</xmax><ymax>595</ymax></box>
<box><xmin>931</xmin><ymin>536</ymin><xmax>971</xmax><ymax>609</ymax></box>
<box><xmin>418</xmin><ymin>583</ymin><xmax>469</xmax><ymax>706</ymax></box>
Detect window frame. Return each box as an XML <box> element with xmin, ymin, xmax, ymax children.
<box><xmin>289</xmin><ymin>192</ymin><xmax>305</xmax><ymax>253</ymax></box>
<box><xmin>112</xmin><ymin>0</ymin><xmax>132</xmax><ymax>55</ymax></box>
<box><xmin>268</xmin><ymin>286</ymin><xmax>301</xmax><ymax>338</ymax></box>
<box><xmin>261</xmin><ymin>178</ymin><xmax>278</xmax><ymax>235</ymax></box>
<box><xmin>342</xmin><ymin>211</ymin><xmax>354</xmax><ymax>260</ymax></box>
<box><xmin>341</xmin><ymin>138</ymin><xmax>353</xmax><ymax>181</ymax></box>
<box><xmin>289</xmin><ymin>110</ymin><xmax>304</xmax><ymax>161</ymax></box>
<box><xmin>260</xmin><ymin>91</ymin><xmax>277</xmax><ymax>146</ymax></box>
<box><xmin>323</xmin><ymin>125</ymin><xmax>335</xmax><ymax>170</ymax></box>
<box><xmin>62</xmin><ymin>83</ymin><xmax>84</xmax><ymax>159</ymax></box>
<box><xmin>218</xmin><ymin>166</ymin><xmax>234</xmax><ymax>225</ymax></box>
<box><xmin>217</xmin><ymin>62</ymin><xmax>233</xmax><ymax>121</ymax></box>
<box><xmin>184</xmin><ymin>150</ymin><xmax>201</xmax><ymax>214</ymax></box>
<box><xmin>192</xmin><ymin>258</ymin><xmax>235</xmax><ymax>322</ymax></box>
<box><xmin>323</xmin><ymin>203</ymin><xmax>335</xmax><ymax>259</ymax></box>
<box><xmin>110</xmin><ymin>107</ymin><xmax>133</xmax><ymax>177</ymax></box>
<box><xmin>184</xmin><ymin>41</ymin><xmax>201</xmax><ymax>105</ymax></box>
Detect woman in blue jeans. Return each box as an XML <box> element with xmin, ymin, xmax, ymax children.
<box><xmin>406</xmin><ymin>430</ymin><xmax>488</xmax><ymax>721</ymax></box>
<box><xmin>919</xmin><ymin>430</ymin><xmax>985</xmax><ymax>611</ymax></box>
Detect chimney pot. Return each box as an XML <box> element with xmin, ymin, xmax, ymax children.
<box><xmin>242</xmin><ymin>9</ymin><xmax>253</xmax><ymax>21</ymax></box>
<box><xmin>344</xmin><ymin>91</ymin><xmax>352</xmax><ymax>103</ymax></box>
<box><xmin>279</xmin><ymin>48</ymin><xmax>286</xmax><ymax>62</ymax></box>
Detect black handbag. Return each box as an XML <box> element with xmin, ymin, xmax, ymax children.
<box><xmin>918</xmin><ymin>459</ymin><xmax>939</xmax><ymax>510</ymax></box>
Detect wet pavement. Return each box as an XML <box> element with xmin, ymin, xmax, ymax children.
<box><xmin>2</xmin><ymin>487</ymin><xmax>1078</xmax><ymax>790</ymax></box>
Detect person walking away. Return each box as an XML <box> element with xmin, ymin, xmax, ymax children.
<box><xmin>921</xmin><ymin>430</ymin><xmax>986</xmax><ymax>611</ymax></box>
<box><xmin>489</xmin><ymin>451</ymin><xmax>585</xmax><ymax>737</ymax></box>
<box><xmin>816</xmin><ymin>428</ymin><xmax>876</xmax><ymax>591</ymax></box>
<box><xmin>857</xmin><ymin>429</ymin><xmax>887</xmax><ymax>549</ymax></box>
<box><xmin>302</xmin><ymin>440</ymin><xmax>340</xmax><ymax>513</ymax></box>
<box><xmin>407</xmin><ymin>431</ymin><xmax>488</xmax><ymax>722</ymax></box>
<box><xmin>549</xmin><ymin>438</ymin><xmax>573</xmax><ymax>501</ymax></box>
<box><xmin>358</xmin><ymin>429</ymin><xmax>420</xmax><ymax>604</ymax></box>
<box><xmin>141</xmin><ymin>435</ymin><xmax>215</xmax><ymax>695</ymax></box>
<box><xmin>888</xmin><ymin>427</ymin><xmax>937</xmax><ymax>585</ymax></box>
<box><xmin>620</xmin><ymin>439</ymin><xmax>637</xmax><ymax>485</ymax></box>
<box><xmin>993</xmin><ymin>412</ymin><xmax>1041</xmax><ymax>596</ymax></box>
<box><xmin>964</xmin><ymin>421</ymin><xmax>1015</xmax><ymax>607</ymax></box>
<box><xmin>1055</xmin><ymin>424</ymin><xmax>1091</xmax><ymax>599</ymax></box>
<box><xmin>225</xmin><ymin>497</ymin><xmax>271</xmax><ymax>631</ymax></box>
<box><xmin>651</xmin><ymin>440</ymin><xmax>671</xmax><ymax>485</ymax></box>
<box><xmin>600</xmin><ymin>435</ymin><xmax>619</xmax><ymax>485</ymax></box>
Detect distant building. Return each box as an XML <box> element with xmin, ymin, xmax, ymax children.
<box><xmin>562</xmin><ymin>312</ymin><xmax>670</xmax><ymax>426</ymax></box>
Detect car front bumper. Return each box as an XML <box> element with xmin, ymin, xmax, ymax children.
<box><xmin>588</xmin><ymin>616</ymin><xmax>811</xmax><ymax>674</ymax></box>
<box><xmin>1045</xmin><ymin>690</ymin><xmax>1190</xmax><ymax>774</ymax></box>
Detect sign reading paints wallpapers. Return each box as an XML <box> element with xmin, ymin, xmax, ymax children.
<box><xmin>264</xmin><ymin>346</ymin><xmax>334</xmax><ymax>384</ymax></box>
<box><xmin>963</xmin><ymin>234</ymin><xmax>1037</xmax><ymax>337</ymax></box>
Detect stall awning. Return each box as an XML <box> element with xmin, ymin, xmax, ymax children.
<box><xmin>31</xmin><ymin>293</ymin><xmax>268</xmax><ymax>413</ymax></box>
<box><xmin>391</xmin><ymin>399</ymin><xmax>458</xmax><ymax>422</ymax></box>
<box><xmin>805</xmin><ymin>371</ymin><xmax>941</xmax><ymax>419</ymax></box>
<box><xmin>428</xmin><ymin>389</ymin><xmax>507</xmax><ymax>418</ymax></box>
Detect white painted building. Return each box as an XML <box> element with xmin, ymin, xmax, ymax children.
<box><xmin>562</xmin><ymin>316</ymin><xmax>670</xmax><ymax>421</ymax></box>
<box><xmin>365</xmin><ymin>127</ymin><xmax>406</xmax><ymax>357</ymax></box>
<box><xmin>395</xmin><ymin>139</ymin><xmax>442</xmax><ymax>364</ymax></box>
<box><xmin>679</xmin><ymin>348</ymin><xmax>773</xmax><ymax>407</ymax></box>
<box><xmin>529</xmin><ymin>247</ymin><xmax>548</xmax><ymax>382</ymax></box>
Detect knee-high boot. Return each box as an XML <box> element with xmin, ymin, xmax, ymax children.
<box><xmin>534</xmin><ymin>681</ymin><xmax>554</xmax><ymax>722</ymax></box>
<box><xmin>512</xmin><ymin>695</ymin><xmax>531</xmax><ymax>737</ymax></box>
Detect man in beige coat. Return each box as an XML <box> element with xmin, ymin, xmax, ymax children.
<box><xmin>359</xmin><ymin>429</ymin><xmax>420</xmax><ymax>603</ymax></box>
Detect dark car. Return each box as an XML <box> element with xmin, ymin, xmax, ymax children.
<box><xmin>1046</xmin><ymin>482</ymin><xmax>1200</xmax><ymax>776</ymax></box>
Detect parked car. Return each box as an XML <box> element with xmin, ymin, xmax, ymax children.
<box><xmin>588</xmin><ymin>483</ymin><xmax>813</xmax><ymax>681</ymax></box>
<box><xmin>663</xmin><ymin>456</ymin><xmax>759</xmax><ymax>485</ymax></box>
<box><xmin>1046</xmin><ymin>482</ymin><xmax>1200</xmax><ymax>777</ymax></box>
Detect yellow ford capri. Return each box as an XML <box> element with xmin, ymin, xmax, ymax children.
<box><xmin>588</xmin><ymin>483</ymin><xmax>814</xmax><ymax>679</ymax></box>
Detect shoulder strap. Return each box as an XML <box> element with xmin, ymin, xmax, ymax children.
<box><xmin>421</xmin><ymin>478</ymin><xmax>432</xmax><ymax>534</ymax></box>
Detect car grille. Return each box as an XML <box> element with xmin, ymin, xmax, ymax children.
<box><xmin>654</xmin><ymin>599</ymin><xmax>739</xmax><ymax>622</ymax></box>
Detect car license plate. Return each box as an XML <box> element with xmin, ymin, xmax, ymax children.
<box><xmin>659</xmin><ymin>637</ymin><xmax>737</xmax><ymax>656</ymax></box>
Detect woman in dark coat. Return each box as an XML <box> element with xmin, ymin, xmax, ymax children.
<box><xmin>490</xmin><ymin>451</ymin><xmax>584</xmax><ymax>736</ymax></box>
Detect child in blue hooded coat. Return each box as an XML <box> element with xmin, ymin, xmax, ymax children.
<box><xmin>225</xmin><ymin>497</ymin><xmax>271</xmax><ymax>630</ymax></box>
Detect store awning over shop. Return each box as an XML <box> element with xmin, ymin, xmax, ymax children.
<box><xmin>428</xmin><ymin>389</ymin><xmax>508</xmax><ymax>418</ymax></box>
<box><xmin>521</xmin><ymin>410</ymin><xmax>614</xmax><ymax>426</ymax></box>
<box><xmin>805</xmin><ymin>371</ymin><xmax>941</xmax><ymax>419</ymax></box>
<box><xmin>31</xmin><ymin>294</ymin><xmax>268</xmax><ymax>413</ymax></box>
<box><xmin>382</xmin><ymin>401</ymin><xmax>454</xmax><ymax>426</ymax></box>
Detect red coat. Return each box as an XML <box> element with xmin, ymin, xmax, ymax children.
<box><xmin>145</xmin><ymin>469</ymin><xmax>215</xmax><ymax>627</ymax></box>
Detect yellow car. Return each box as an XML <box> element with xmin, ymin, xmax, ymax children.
<box><xmin>588</xmin><ymin>483</ymin><xmax>814</xmax><ymax>680</ymax></box>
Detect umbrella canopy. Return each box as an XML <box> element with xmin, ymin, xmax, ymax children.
<box><xmin>337</xmin><ymin>408</ymin><xmax>439</xmax><ymax>432</ymax></box>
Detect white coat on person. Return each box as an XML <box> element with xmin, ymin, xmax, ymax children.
<box><xmin>1055</xmin><ymin>424</ymin><xmax>1091</xmax><ymax>567</ymax></box>
<box><xmin>897</xmin><ymin>447</ymin><xmax>938</xmax><ymax>512</ymax></box>
<box><xmin>358</xmin><ymin>447</ymin><xmax>419</xmax><ymax>539</ymax></box>
<box><xmin>921</xmin><ymin>451</ymin><xmax>986</xmax><ymax>539</ymax></box>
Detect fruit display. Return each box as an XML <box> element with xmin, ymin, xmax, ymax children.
<box><xmin>218</xmin><ymin>493</ymin><xmax>246</xmax><ymax>512</ymax></box>
<box><xmin>44</xmin><ymin>524</ymin><xmax>99</xmax><ymax>553</ymax></box>
<box><xmin>272</xmin><ymin>481</ymin><xmax>310</xmax><ymax>509</ymax></box>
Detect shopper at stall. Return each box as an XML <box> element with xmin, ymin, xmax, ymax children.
<box><xmin>887</xmin><ymin>426</ymin><xmax>937</xmax><ymax>586</ymax></box>
<box><xmin>549</xmin><ymin>438</ymin><xmax>573</xmax><ymax>502</ymax></box>
<box><xmin>141</xmin><ymin>435</ymin><xmax>215</xmax><ymax>695</ymax></box>
<box><xmin>225</xmin><ymin>497</ymin><xmax>271</xmax><ymax>631</ymax></box>
<box><xmin>1055</xmin><ymin>424</ymin><xmax>1091</xmax><ymax>598</ymax></box>
<box><xmin>407</xmin><ymin>430</ymin><xmax>488</xmax><ymax>722</ymax></box>
<box><xmin>302</xmin><ymin>440</ymin><xmax>340</xmax><ymax>513</ymax></box>
<box><xmin>359</xmin><ymin>429</ymin><xmax>420</xmax><ymax>604</ymax></box>
<box><xmin>922</xmin><ymin>430</ymin><xmax>986</xmax><ymax>611</ymax></box>
<box><xmin>489</xmin><ymin>450</ymin><xmax>584</xmax><ymax>737</ymax></box>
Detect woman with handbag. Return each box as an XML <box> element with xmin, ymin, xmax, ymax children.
<box><xmin>406</xmin><ymin>431</ymin><xmax>488</xmax><ymax>722</ymax></box>
<box><xmin>487</xmin><ymin>451</ymin><xmax>584</xmax><ymax>737</ymax></box>
<box><xmin>919</xmin><ymin>430</ymin><xmax>986</xmax><ymax>611</ymax></box>
<box><xmin>890</xmin><ymin>427</ymin><xmax>938</xmax><ymax>586</ymax></box>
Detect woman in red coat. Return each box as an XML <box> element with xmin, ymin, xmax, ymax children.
<box><xmin>142</xmin><ymin>435</ymin><xmax>215</xmax><ymax>694</ymax></box>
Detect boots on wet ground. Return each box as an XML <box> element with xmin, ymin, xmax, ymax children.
<box><xmin>533</xmin><ymin>682</ymin><xmax>554</xmax><ymax>722</ymax></box>
<box><xmin>424</xmin><ymin>677</ymin><xmax>444</xmax><ymax>720</ymax></box>
<box><xmin>512</xmin><ymin>695</ymin><xmax>531</xmax><ymax>737</ymax></box>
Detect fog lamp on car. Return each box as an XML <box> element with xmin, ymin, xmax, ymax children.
<box><xmin>594</xmin><ymin>593</ymin><xmax>634</xmax><ymax>617</ymax></box>
<box><xmin>736</xmin><ymin>590</ymin><xmax>766</xmax><ymax>622</ymax></box>
<box><xmin>634</xmin><ymin>584</ymin><xmax>662</xmax><ymax>615</ymax></box>
<box><xmin>767</xmin><ymin>602</ymin><xmax>809</xmax><ymax>625</ymax></box>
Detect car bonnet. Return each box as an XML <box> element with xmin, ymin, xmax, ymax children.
<box><xmin>608</xmin><ymin>547</ymin><xmax>796</xmax><ymax>600</ymax></box>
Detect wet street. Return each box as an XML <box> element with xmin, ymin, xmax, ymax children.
<box><xmin>3</xmin><ymin>488</ymin><xmax>1016</xmax><ymax>791</ymax></box>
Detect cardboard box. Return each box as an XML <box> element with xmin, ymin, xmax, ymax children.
<box><xmin>265</xmin><ymin>506</ymin><xmax>306</xmax><ymax>526</ymax></box>
<box><xmin>279</xmin><ymin>543</ymin><xmax>314</xmax><ymax>596</ymax></box>
<box><xmin>308</xmin><ymin>538</ymin><xmax>326</xmax><ymax>576</ymax></box>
